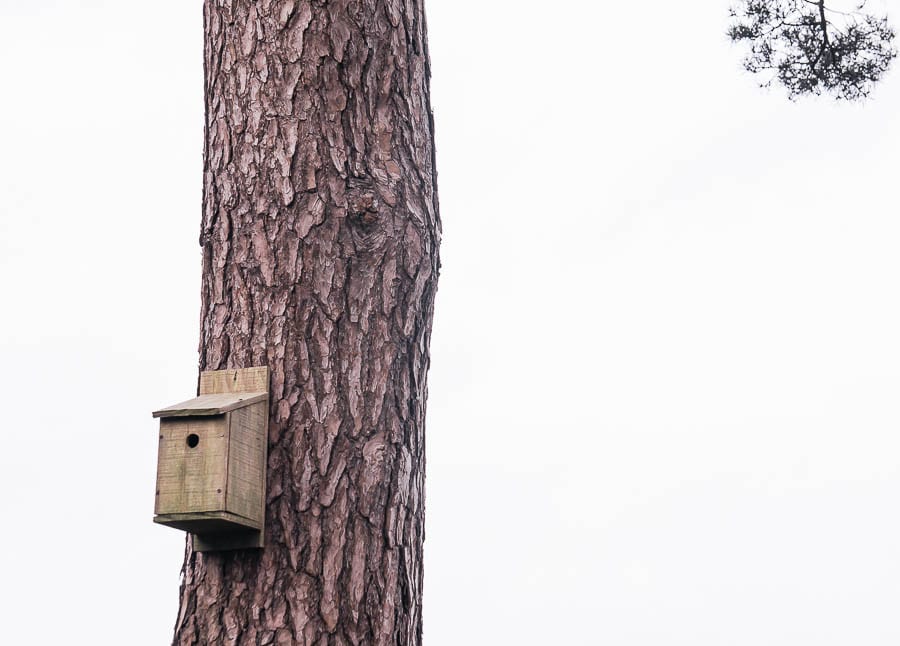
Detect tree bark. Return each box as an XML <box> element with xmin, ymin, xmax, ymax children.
<box><xmin>173</xmin><ymin>1</ymin><xmax>439</xmax><ymax>643</ymax></box>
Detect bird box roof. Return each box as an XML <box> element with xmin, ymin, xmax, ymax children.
<box><xmin>152</xmin><ymin>392</ymin><xmax>268</xmax><ymax>418</ymax></box>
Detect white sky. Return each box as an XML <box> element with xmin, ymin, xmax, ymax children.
<box><xmin>2</xmin><ymin>1</ymin><xmax>900</xmax><ymax>643</ymax></box>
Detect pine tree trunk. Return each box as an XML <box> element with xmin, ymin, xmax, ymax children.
<box><xmin>173</xmin><ymin>1</ymin><xmax>439</xmax><ymax>643</ymax></box>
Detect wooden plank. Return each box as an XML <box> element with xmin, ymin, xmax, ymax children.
<box><xmin>225</xmin><ymin>401</ymin><xmax>267</xmax><ymax>524</ymax></box>
<box><xmin>154</xmin><ymin>511</ymin><xmax>262</xmax><ymax>533</ymax></box>
<box><xmin>153</xmin><ymin>392</ymin><xmax>267</xmax><ymax>418</ymax></box>
<box><xmin>199</xmin><ymin>366</ymin><xmax>269</xmax><ymax>395</ymax></box>
<box><xmin>155</xmin><ymin>417</ymin><xmax>228</xmax><ymax>515</ymax></box>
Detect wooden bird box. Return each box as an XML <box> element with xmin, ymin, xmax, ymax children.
<box><xmin>152</xmin><ymin>366</ymin><xmax>269</xmax><ymax>552</ymax></box>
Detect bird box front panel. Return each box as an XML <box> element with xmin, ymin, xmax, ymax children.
<box><xmin>155</xmin><ymin>416</ymin><xmax>228</xmax><ymax>516</ymax></box>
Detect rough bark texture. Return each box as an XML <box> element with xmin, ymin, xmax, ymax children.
<box><xmin>173</xmin><ymin>1</ymin><xmax>439</xmax><ymax>643</ymax></box>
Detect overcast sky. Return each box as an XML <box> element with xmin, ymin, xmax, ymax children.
<box><xmin>2</xmin><ymin>1</ymin><xmax>900</xmax><ymax>644</ymax></box>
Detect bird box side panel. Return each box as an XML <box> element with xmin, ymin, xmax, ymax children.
<box><xmin>225</xmin><ymin>401</ymin><xmax>267</xmax><ymax>524</ymax></box>
<box><xmin>156</xmin><ymin>416</ymin><xmax>228</xmax><ymax>515</ymax></box>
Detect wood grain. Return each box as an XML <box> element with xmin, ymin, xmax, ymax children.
<box><xmin>225</xmin><ymin>401</ymin><xmax>267</xmax><ymax>525</ymax></box>
<box><xmin>155</xmin><ymin>510</ymin><xmax>263</xmax><ymax>533</ymax></box>
<box><xmin>199</xmin><ymin>366</ymin><xmax>269</xmax><ymax>395</ymax></box>
<box><xmin>153</xmin><ymin>392</ymin><xmax>267</xmax><ymax>418</ymax></box>
<box><xmin>155</xmin><ymin>417</ymin><xmax>228</xmax><ymax>516</ymax></box>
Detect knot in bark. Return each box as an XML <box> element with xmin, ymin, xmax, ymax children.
<box><xmin>347</xmin><ymin>191</ymin><xmax>381</xmax><ymax>229</ymax></box>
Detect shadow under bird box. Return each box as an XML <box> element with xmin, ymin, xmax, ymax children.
<box><xmin>152</xmin><ymin>366</ymin><xmax>269</xmax><ymax>552</ymax></box>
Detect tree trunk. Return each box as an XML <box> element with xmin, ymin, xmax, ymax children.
<box><xmin>173</xmin><ymin>1</ymin><xmax>439</xmax><ymax>644</ymax></box>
